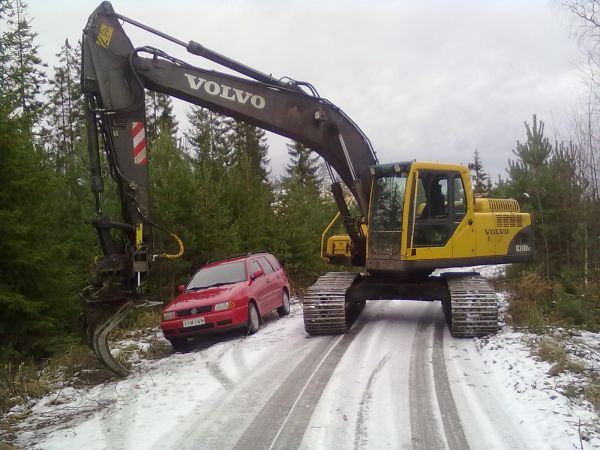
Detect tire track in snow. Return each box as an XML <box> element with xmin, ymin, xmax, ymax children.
<box><xmin>432</xmin><ymin>312</ymin><xmax>469</xmax><ymax>450</ymax></box>
<box><xmin>149</xmin><ymin>322</ymin><xmax>316</xmax><ymax>450</ymax></box>
<box><xmin>205</xmin><ymin>360</ymin><xmax>234</xmax><ymax>391</ymax></box>
<box><xmin>233</xmin><ymin>315</ymin><xmax>369</xmax><ymax>450</ymax></box>
<box><xmin>409</xmin><ymin>304</ymin><xmax>445</xmax><ymax>450</ymax></box>
<box><xmin>353</xmin><ymin>354</ymin><xmax>391</xmax><ymax>450</ymax></box>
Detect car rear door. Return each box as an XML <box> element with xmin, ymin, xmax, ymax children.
<box><xmin>257</xmin><ymin>256</ymin><xmax>279</xmax><ymax>310</ymax></box>
<box><xmin>249</xmin><ymin>258</ymin><xmax>271</xmax><ymax>315</ymax></box>
<box><xmin>265</xmin><ymin>254</ymin><xmax>287</xmax><ymax>287</ymax></box>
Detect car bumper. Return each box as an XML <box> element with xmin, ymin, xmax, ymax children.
<box><xmin>161</xmin><ymin>304</ymin><xmax>248</xmax><ymax>338</ymax></box>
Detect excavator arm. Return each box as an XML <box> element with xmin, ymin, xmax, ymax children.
<box><xmin>81</xmin><ymin>1</ymin><xmax>377</xmax><ymax>375</ymax></box>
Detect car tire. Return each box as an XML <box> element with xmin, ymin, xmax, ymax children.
<box><xmin>277</xmin><ymin>290</ymin><xmax>290</xmax><ymax>317</ymax></box>
<box><xmin>245</xmin><ymin>302</ymin><xmax>260</xmax><ymax>335</ymax></box>
<box><xmin>169</xmin><ymin>337</ymin><xmax>188</xmax><ymax>351</ymax></box>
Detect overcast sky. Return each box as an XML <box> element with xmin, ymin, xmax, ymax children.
<box><xmin>27</xmin><ymin>0</ymin><xmax>586</xmax><ymax>180</ymax></box>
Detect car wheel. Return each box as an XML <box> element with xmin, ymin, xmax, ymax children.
<box><xmin>245</xmin><ymin>302</ymin><xmax>260</xmax><ymax>335</ymax></box>
<box><xmin>168</xmin><ymin>337</ymin><xmax>188</xmax><ymax>352</ymax></box>
<box><xmin>277</xmin><ymin>290</ymin><xmax>290</xmax><ymax>317</ymax></box>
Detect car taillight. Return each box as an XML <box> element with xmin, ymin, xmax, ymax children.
<box><xmin>163</xmin><ymin>311</ymin><xmax>176</xmax><ymax>321</ymax></box>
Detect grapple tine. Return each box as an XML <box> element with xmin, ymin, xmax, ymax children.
<box><xmin>81</xmin><ymin>298</ymin><xmax>133</xmax><ymax>377</ymax></box>
<box><xmin>91</xmin><ymin>302</ymin><xmax>133</xmax><ymax>377</ymax></box>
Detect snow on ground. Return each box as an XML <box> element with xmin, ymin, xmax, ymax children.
<box><xmin>2</xmin><ymin>270</ymin><xmax>600</xmax><ymax>449</ymax></box>
<box><xmin>6</xmin><ymin>303</ymin><xmax>308</xmax><ymax>449</ymax></box>
<box><xmin>446</xmin><ymin>328</ymin><xmax>600</xmax><ymax>449</ymax></box>
<box><xmin>444</xmin><ymin>265</ymin><xmax>600</xmax><ymax>449</ymax></box>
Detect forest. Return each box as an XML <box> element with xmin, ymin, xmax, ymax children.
<box><xmin>2</xmin><ymin>0</ymin><xmax>600</xmax><ymax>368</ymax></box>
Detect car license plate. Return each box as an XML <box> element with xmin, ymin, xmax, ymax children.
<box><xmin>182</xmin><ymin>316</ymin><xmax>205</xmax><ymax>328</ymax></box>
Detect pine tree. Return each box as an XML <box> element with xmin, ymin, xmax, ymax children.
<box><xmin>505</xmin><ymin>115</ymin><xmax>585</xmax><ymax>279</ymax></box>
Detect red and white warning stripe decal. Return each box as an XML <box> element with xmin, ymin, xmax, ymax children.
<box><xmin>132</xmin><ymin>121</ymin><xmax>147</xmax><ymax>165</ymax></box>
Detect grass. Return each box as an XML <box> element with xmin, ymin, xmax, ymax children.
<box><xmin>585</xmin><ymin>379</ymin><xmax>600</xmax><ymax>412</ymax></box>
<box><xmin>533</xmin><ymin>337</ymin><xmax>585</xmax><ymax>376</ymax></box>
<box><xmin>0</xmin><ymin>305</ymin><xmax>167</xmax><ymax>420</ymax></box>
<box><xmin>506</xmin><ymin>271</ymin><xmax>557</xmax><ymax>329</ymax></box>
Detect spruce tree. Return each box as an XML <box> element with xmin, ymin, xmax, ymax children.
<box><xmin>145</xmin><ymin>91</ymin><xmax>178</xmax><ymax>142</ymax></box>
<box><xmin>3</xmin><ymin>0</ymin><xmax>46</xmax><ymax>125</ymax></box>
<box><xmin>273</xmin><ymin>142</ymin><xmax>334</xmax><ymax>284</ymax></box>
<box><xmin>228</xmin><ymin>120</ymin><xmax>270</xmax><ymax>182</ymax></box>
<box><xmin>0</xmin><ymin>95</ymin><xmax>83</xmax><ymax>361</ymax></box>
<box><xmin>185</xmin><ymin>106</ymin><xmax>231</xmax><ymax>165</ymax></box>
<box><xmin>471</xmin><ymin>149</ymin><xmax>490</xmax><ymax>195</ymax></box>
<box><xmin>149</xmin><ymin>128</ymin><xmax>239</xmax><ymax>294</ymax></box>
<box><xmin>226</xmin><ymin>121</ymin><xmax>274</xmax><ymax>251</ymax></box>
<box><xmin>44</xmin><ymin>38</ymin><xmax>84</xmax><ymax>172</ymax></box>
<box><xmin>284</xmin><ymin>141</ymin><xmax>323</xmax><ymax>190</ymax></box>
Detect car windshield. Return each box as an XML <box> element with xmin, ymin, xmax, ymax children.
<box><xmin>186</xmin><ymin>261</ymin><xmax>247</xmax><ymax>290</ymax></box>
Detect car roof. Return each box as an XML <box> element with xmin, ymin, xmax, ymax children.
<box><xmin>202</xmin><ymin>252</ymin><xmax>273</xmax><ymax>269</ymax></box>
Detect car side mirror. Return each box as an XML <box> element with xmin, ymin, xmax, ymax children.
<box><xmin>177</xmin><ymin>284</ymin><xmax>186</xmax><ymax>293</ymax></box>
<box><xmin>251</xmin><ymin>269</ymin><xmax>264</xmax><ymax>280</ymax></box>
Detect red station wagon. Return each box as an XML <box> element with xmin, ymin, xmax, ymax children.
<box><xmin>161</xmin><ymin>252</ymin><xmax>290</xmax><ymax>349</ymax></box>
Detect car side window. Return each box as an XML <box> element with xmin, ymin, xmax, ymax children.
<box><xmin>250</xmin><ymin>260</ymin><xmax>262</xmax><ymax>276</ymax></box>
<box><xmin>266</xmin><ymin>254</ymin><xmax>281</xmax><ymax>270</ymax></box>
<box><xmin>258</xmin><ymin>257</ymin><xmax>274</xmax><ymax>275</ymax></box>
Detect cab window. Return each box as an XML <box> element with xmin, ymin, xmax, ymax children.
<box><xmin>413</xmin><ymin>172</ymin><xmax>450</xmax><ymax>247</ymax></box>
<box><xmin>411</xmin><ymin>171</ymin><xmax>466</xmax><ymax>247</ymax></box>
<box><xmin>454</xmin><ymin>175</ymin><xmax>466</xmax><ymax>220</ymax></box>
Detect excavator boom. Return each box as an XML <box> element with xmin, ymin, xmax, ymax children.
<box><xmin>81</xmin><ymin>1</ymin><xmax>378</xmax><ymax>374</ymax></box>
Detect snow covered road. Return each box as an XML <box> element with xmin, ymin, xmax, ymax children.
<box><xmin>13</xmin><ymin>299</ymin><xmax>600</xmax><ymax>449</ymax></box>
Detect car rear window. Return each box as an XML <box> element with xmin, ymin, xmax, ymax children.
<box><xmin>187</xmin><ymin>261</ymin><xmax>247</xmax><ymax>290</ymax></box>
<box><xmin>258</xmin><ymin>257</ymin><xmax>274</xmax><ymax>274</ymax></box>
<box><xmin>265</xmin><ymin>254</ymin><xmax>281</xmax><ymax>270</ymax></box>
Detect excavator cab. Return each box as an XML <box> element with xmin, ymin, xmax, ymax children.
<box><xmin>321</xmin><ymin>160</ymin><xmax>533</xmax><ymax>276</ymax></box>
<box><xmin>365</xmin><ymin>161</ymin><xmax>533</xmax><ymax>274</ymax></box>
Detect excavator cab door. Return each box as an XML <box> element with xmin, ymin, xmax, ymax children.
<box><xmin>405</xmin><ymin>169</ymin><xmax>470</xmax><ymax>259</ymax></box>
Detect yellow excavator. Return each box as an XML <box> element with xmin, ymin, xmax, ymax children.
<box><xmin>81</xmin><ymin>2</ymin><xmax>533</xmax><ymax>375</ymax></box>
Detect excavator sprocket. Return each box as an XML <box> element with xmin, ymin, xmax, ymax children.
<box><xmin>303</xmin><ymin>272</ymin><xmax>360</xmax><ymax>335</ymax></box>
<box><xmin>444</xmin><ymin>275</ymin><xmax>499</xmax><ymax>337</ymax></box>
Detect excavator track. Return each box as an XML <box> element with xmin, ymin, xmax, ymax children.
<box><xmin>303</xmin><ymin>272</ymin><xmax>360</xmax><ymax>334</ymax></box>
<box><xmin>444</xmin><ymin>275</ymin><xmax>499</xmax><ymax>337</ymax></box>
